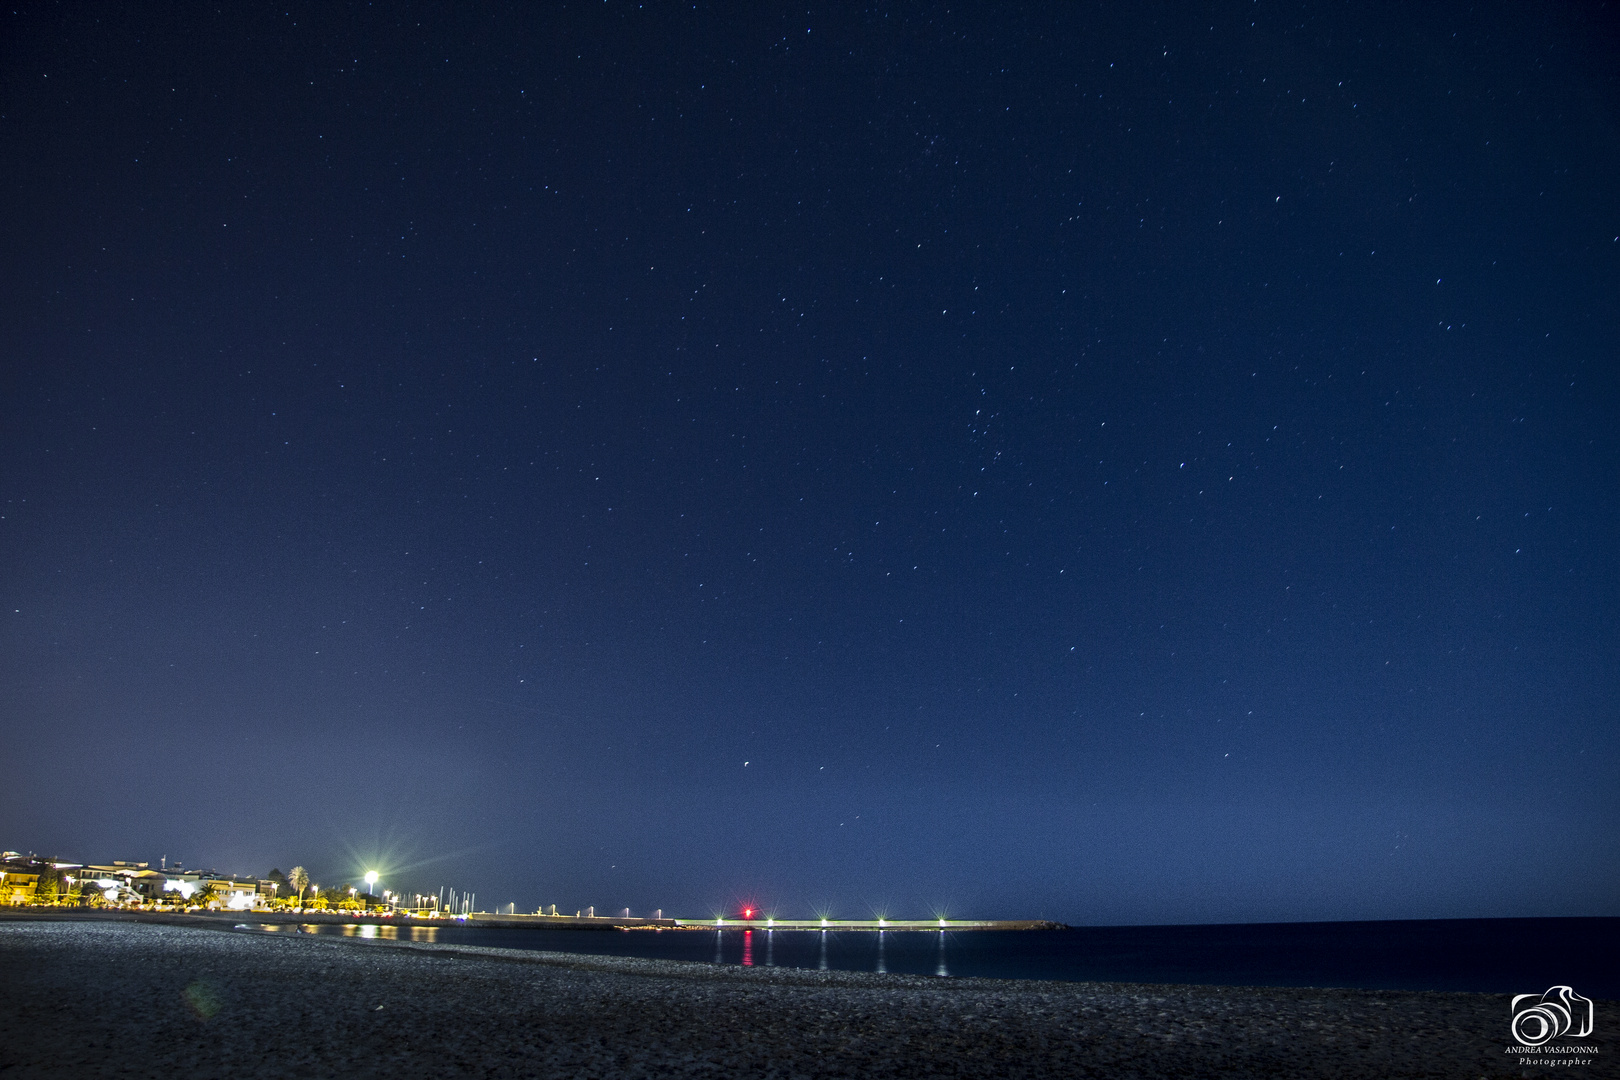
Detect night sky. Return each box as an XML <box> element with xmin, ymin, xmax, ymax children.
<box><xmin>3</xmin><ymin>2</ymin><xmax>1617</xmax><ymax>925</ymax></box>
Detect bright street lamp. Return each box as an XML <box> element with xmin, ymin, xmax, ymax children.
<box><xmin>364</xmin><ymin>871</ymin><xmax>379</xmax><ymax>895</ymax></box>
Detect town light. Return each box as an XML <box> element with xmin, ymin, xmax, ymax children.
<box><xmin>364</xmin><ymin>871</ymin><xmax>379</xmax><ymax>894</ymax></box>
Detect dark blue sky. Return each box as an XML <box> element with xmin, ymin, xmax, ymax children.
<box><xmin>3</xmin><ymin>2</ymin><xmax>1616</xmax><ymax>924</ymax></box>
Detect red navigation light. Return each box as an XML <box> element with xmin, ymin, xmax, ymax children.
<box><xmin>743</xmin><ymin>907</ymin><xmax>753</xmax><ymax>919</ymax></box>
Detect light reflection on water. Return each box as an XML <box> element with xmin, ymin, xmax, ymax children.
<box><xmin>244</xmin><ymin>922</ymin><xmax>943</xmax><ymax>976</ymax></box>
<box><xmin>696</xmin><ymin>926</ymin><xmax>932</xmax><ymax>975</ymax></box>
<box><xmin>230</xmin><ymin>919</ymin><xmax>1620</xmax><ymax>994</ymax></box>
<box><xmin>246</xmin><ymin>923</ymin><xmax>439</xmax><ymax>943</ymax></box>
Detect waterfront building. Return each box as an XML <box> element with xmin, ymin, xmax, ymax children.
<box><xmin>2</xmin><ymin>869</ymin><xmax>40</xmax><ymax>905</ymax></box>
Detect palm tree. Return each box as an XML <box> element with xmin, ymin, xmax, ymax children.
<box><xmin>288</xmin><ymin>866</ymin><xmax>310</xmax><ymax>908</ymax></box>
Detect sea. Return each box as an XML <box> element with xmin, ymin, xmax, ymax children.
<box><xmin>244</xmin><ymin>916</ymin><xmax>1620</xmax><ymax>998</ymax></box>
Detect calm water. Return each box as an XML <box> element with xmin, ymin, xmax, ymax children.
<box><xmin>243</xmin><ymin>916</ymin><xmax>1619</xmax><ymax>996</ymax></box>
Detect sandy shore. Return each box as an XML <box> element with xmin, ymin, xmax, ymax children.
<box><xmin>0</xmin><ymin>918</ymin><xmax>1573</xmax><ymax>1078</ymax></box>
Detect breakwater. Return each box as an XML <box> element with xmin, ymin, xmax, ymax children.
<box><xmin>465</xmin><ymin>913</ymin><xmax>1066</xmax><ymax>931</ymax></box>
<box><xmin>0</xmin><ymin>909</ymin><xmax>1063</xmax><ymax>932</ymax></box>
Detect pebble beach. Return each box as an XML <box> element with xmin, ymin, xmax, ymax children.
<box><xmin>0</xmin><ymin>917</ymin><xmax>1577</xmax><ymax>1078</ymax></box>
